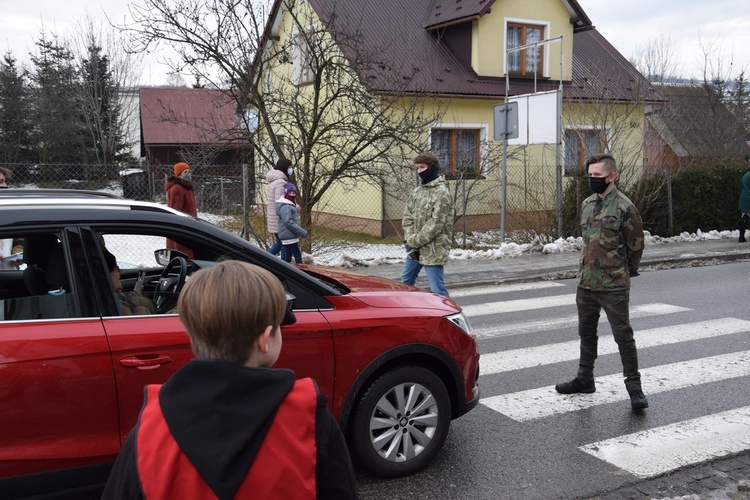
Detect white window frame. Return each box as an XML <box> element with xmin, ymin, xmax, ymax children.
<box><xmin>293</xmin><ymin>27</ymin><xmax>316</xmax><ymax>85</ymax></box>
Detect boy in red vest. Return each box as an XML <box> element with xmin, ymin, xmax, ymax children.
<box><xmin>103</xmin><ymin>261</ymin><xmax>358</xmax><ymax>499</ymax></box>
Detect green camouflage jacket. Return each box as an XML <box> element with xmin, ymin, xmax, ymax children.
<box><xmin>577</xmin><ymin>187</ymin><xmax>644</xmax><ymax>290</ymax></box>
<box><xmin>403</xmin><ymin>176</ymin><xmax>454</xmax><ymax>266</ymax></box>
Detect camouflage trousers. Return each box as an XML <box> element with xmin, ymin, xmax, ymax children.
<box><xmin>576</xmin><ymin>287</ymin><xmax>642</xmax><ymax>392</ymax></box>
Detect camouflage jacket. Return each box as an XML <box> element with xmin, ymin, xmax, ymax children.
<box><xmin>577</xmin><ymin>187</ymin><xmax>644</xmax><ymax>291</ymax></box>
<box><xmin>403</xmin><ymin>176</ymin><xmax>454</xmax><ymax>266</ymax></box>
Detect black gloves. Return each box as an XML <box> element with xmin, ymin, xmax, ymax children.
<box><xmin>404</xmin><ymin>242</ymin><xmax>420</xmax><ymax>261</ymax></box>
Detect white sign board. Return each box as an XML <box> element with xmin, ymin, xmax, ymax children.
<box><xmin>507</xmin><ymin>90</ymin><xmax>559</xmax><ymax>145</ymax></box>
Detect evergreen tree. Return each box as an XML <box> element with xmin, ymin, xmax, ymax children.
<box><xmin>727</xmin><ymin>72</ymin><xmax>750</xmax><ymax>134</ymax></box>
<box><xmin>0</xmin><ymin>52</ymin><xmax>34</xmax><ymax>164</ymax></box>
<box><xmin>29</xmin><ymin>33</ymin><xmax>87</xmax><ymax>166</ymax></box>
<box><xmin>79</xmin><ymin>42</ymin><xmax>127</xmax><ymax>166</ymax></box>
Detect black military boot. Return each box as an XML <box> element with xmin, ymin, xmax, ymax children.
<box><xmin>629</xmin><ymin>389</ymin><xmax>649</xmax><ymax>410</ymax></box>
<box><xmin>555</xmin><ymin>378</ymin><xmax>595</xmax><ymax>394</ymax></box>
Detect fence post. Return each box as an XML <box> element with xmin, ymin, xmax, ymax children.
<box><xmin>666</xmin><ymin>167</ymin><xmax>673</xmax><ymax>236</ymax></box>
<box><xmin>242</xmin><ymin>163</ymin><xmax>249</xmax><ymax>240</ymax></box>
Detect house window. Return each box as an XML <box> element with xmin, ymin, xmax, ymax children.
<box><xmin>432</xmin><ymin>128</ymin><xmax>481</xmax><ymax>179</ymax></box>
<box><xmin>294</xmin><ymin>31</ymin><xmax>315</xmax><ymax>85</ymax></box>
<box><xmin>507</xmin><ymin>23</ymin><xmax>544</xmax><ymax>76</ymax></box>
<box><xmin>564</xmin><ymin>129</ymin><xmax>603</xmax><ymax>174</ymax></box>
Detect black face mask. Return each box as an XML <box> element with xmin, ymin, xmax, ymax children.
<box><xmin>589</xmin><ymin>176</ymin><xmax>610</xmax><ymax>194</ymax></box>
<box><xmin>418</xmin><ymin>166</ymin><xmax>439</xmax><ymax>185</ymax></box>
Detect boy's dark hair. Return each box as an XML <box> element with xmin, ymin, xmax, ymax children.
<box><xmin>0</xmin><ymin>166</ymin><xmax>12</xmax><ymax>179</ymax></box>
<box><xmin>413</xmin><ymin>152</ymin><xmax>440</xmax><ymax>169</ymax></box>
<box><xmin>177</xmin><ymin>261</ymin><xmax>286</xmax><ymax>364</ymax></box>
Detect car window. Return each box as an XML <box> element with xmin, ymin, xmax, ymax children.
<box><xmin>0</xmin><ymin>230</ymin><xmax>87</xmax><ymax>321</ymax></box>
<box><xmin>88</xmin><ymin>224</ymin><xmax>323</xmax><ymax>316</ymax></box>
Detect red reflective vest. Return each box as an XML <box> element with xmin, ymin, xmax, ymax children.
<box><xmin>136</xmin><ymin>378</ymin><xmax>318</xmax><ymax>499</ymax></box>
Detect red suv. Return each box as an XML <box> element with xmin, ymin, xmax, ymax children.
<box><xmin>0</xmin><ymin>190</ymin><xmax>480</xmax><ymax>498</ymax></box>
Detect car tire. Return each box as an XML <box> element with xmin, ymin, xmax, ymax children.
<box><xmin>350</xmin><ymin>366</ymin><xmax>451</xmax><ymax>478</ymax></box>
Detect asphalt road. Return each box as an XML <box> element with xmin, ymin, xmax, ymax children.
<box><xmin>356</xmin><ymin>261</ymin><xmax>750</xmax><ymax>499</ymax></box>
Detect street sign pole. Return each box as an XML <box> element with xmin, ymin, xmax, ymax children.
<box><xmin>494</xmin><ymin>102</ymin><xmax>518</xmax><ymax>243</ymax></box>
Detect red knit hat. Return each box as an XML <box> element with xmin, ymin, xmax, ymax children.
<box><xmin>174</xmin><ymin>162</ymin><xmax>190</xmax><ymax>176</ymax></box>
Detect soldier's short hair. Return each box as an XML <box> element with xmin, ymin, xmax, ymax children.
<box><xmin>586</xmin><ymin>154</ymin><xmax>616</xmax><ymax>174</ymax></box>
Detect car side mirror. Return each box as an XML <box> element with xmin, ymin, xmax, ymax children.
<box><xmin>155</xmin><ymin>249</ymin><xmax>189</xmax><ymax>266</ymax></box>
<box><xmin>282</xmin><ymin>292</ymin><xmax>297</xmax><ymax>325</ymax></box>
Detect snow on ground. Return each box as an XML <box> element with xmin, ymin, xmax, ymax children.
<box><xmin>307</xmin><ymin>229</ymin><xmax>742</xmax><ymax>268</ymax></box>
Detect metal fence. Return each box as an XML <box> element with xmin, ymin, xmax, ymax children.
<box><xmin>1</xmin><ymin>161</ymin><xmax>655</xmax><ymax>262</ymax></box>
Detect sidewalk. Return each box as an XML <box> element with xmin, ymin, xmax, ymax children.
<box><xmin>355</xmin><ymin>238</ymin><xmax>750</xmax><ymax>290</ymax></box>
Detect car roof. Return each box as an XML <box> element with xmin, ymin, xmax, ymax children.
<box><xmin>0</xmin><ymin>189</ymin><xmax>123</xmax><ymax>199</ymax></box>
<box><xmin>0</xmin><ymin>189</ymin><xmax>188</xmax><ymax>217</ymax></box>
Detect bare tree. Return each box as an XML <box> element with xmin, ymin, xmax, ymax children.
<box><xmin>68</xmin><ymin>14</ymin><xmax>143</xmax><ymax>167</ymax></box>
<box><xmin>120</xmin><ymin>0</ymin><xmax>443</xmax><ymax>247</ymax></box>
<box><xmin>632</xmin><ymin>35</ymin><xmax>681</xmax><ymax>83</ymax></box>
<box><xmin>695</xmin><ymin>38</ymin><xmax>749</xmax><ymax>161</ymax></box>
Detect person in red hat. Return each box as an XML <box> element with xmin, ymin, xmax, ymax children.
<box><xmin>166</xmin><ymin>162</ymin><xmax>197</xmax><ymax>258</ymax></box>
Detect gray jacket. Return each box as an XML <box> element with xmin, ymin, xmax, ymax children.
<box><xmin>276</xmin><ymin>198</ymin><xmax>308</xmax><ymax>241</ymax></box>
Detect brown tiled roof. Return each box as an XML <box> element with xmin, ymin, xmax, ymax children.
<box><xmin>423</xmin><ymin>0</ymin><xmax>496</xmax><ymax>30</ymax></box>
<box><xmin>140</xmin><ymin>87</ymin><xmax>242</xmax><ymax>146</ymax></box>
<box><xmin>647</xmin><ymin>84</ymin><xmax>750</xmax><ymax>158</ymax></box>
<box><xmin>297</xmin><ymin>0</ymin><xmax>662</xmax><ymax>103</ymax></box>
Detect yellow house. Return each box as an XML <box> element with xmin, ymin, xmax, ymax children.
<box><xmin>256</xmin><ymin>0</ymin><xmax>663</xmax><ymax>238</ymax></box>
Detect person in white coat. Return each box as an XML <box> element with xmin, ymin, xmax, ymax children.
<box><xmin>266</xmin><ymin>158</ymin><xmax>294</xmax><ymax>259</ymax></box>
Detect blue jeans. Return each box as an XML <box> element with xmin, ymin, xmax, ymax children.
<box><xmin>268</xmin><ymin>234</ymin><xmax>290</xmax><ymax>261</ymax></box>
<box><xmin>282</xmin><ymin>242</ymin><xmax>303</xmax><ymax>264</ymax></box>
<box><xmin>401</xmin><ymin>257</ymin><xmax>449</xmax><ymax>297</ymax></box>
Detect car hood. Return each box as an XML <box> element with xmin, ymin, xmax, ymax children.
<box><xmin>298</xmin><ymin>264</ymin><xmax>461</xmax><ymax>313</ymax></box>
<box><xmin>298</xmin><ymin>264</ymin><xmax>417</xmax><ymax>293</ymax></box>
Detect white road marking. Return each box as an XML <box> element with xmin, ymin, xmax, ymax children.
<box><xmin>480</xmin><ymin>317</ymin><xmax>749</xmax><ymax>375</ymax></box>
<box><xmin>462</xmin><ymin>294</ymin><xmax>576</xmax><ymax>317</ymax></box>
<box><xmin>579</xmin><ymin>406</ymin><xmax>750</xmax><ymax>478</ymax></box>
<box><xmin>451</xmin><ymin>282</ymin><xmax>564</xmax><ymax>299</ymax></box>
<box><xmin>481</xmin><ymin>348</ymin><xmax>750</xmax><ymax>421</ymax></box>
<box><xmin>474</xmin><ymin>303</ymin><xmax>691</xmax><ymax>339</ymax></box>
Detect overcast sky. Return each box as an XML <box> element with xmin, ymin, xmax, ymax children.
<box><xmin>1</xmin><ymin>0</ymin><xmax>749</xmax><ymax>85</ymax></box>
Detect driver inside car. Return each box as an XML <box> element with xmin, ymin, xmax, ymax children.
<box><xmin>100</xmin><ymin>237</ymin><xmax>156</xmax><ymax>316</ymax></box>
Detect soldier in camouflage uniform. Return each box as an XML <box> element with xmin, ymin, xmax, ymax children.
<box><xmin>401</xmin><ymin>152</ymin><xmax>454</xmax><ymax>297</ymax></box>
<box><xmin>555</xmin><ymin>153</ymin><xmax>649</xmax><ymax>411</ymax></box>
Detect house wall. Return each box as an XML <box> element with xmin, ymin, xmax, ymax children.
<box><xmin>260</xmin><ymin>0</ymin><xmax>646</xmax><ymax>238</ymax></box>
<box><xmin>563</xmin><ymin>101</ymin><xmax>647</xmax><ymax>186</ymax></box>
<box><xmin>472</xmin><ymin>0</ymin><xmax>574</xmax><ymax>81</ymax></box>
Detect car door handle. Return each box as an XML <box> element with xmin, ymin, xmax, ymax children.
<box><xmin>119</xmin><ymin>354</ymin><xmax>173</xmax><ymax>369</ymax></box>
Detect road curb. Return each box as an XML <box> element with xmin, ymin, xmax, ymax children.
<box><xmin>444</xmin><ymin>251</ymin><xmax>750</xmax><ymax>290</ymax></box>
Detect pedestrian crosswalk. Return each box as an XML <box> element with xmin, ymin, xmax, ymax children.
<box><xmin>454</xmin><ymin>281</ymin><xmax>750</xmax><ymax>481</ymax></box>
<box><xmin>482</xmin><ymin>350</ymin><xmax>750</xmax><ymax>420</ymax></box>
<box><xmin>579</xmin><ymin>405</ymin><xmax>750</xmax><ymax>478</ymax></box>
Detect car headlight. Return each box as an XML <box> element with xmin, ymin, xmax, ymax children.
<box><xmin>445</xmin><ymin>312</ymin><xmax>473</xmax><ymax>336</ymax></box>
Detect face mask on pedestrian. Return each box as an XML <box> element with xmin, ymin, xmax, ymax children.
<box><xmin>589</xmin><ymin>174</ymin><xmax>610</xmax><ymax>194</ymax></box>
<box><xmin>418</xmin><ymin>165</ymin><xmax>438</xmax><ymax>185</ymax></box>
<box><xmin>287</xmin><ymin>167</ymin><xmax>294</xmax><ymax>177</ymax></box>
<box><xmin>181</xmin><ymin>171</ymin><xmax>192</xmax><ymax>182</ymax></box>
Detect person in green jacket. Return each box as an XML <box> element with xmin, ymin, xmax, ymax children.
<box><xmin>737</xmin><ymin>159</ymin><xmax>750</xmax><ymax>243</ymax></box>
<box><xmin>555</xmin><ymin>154</ymin><xmax>648</xmax><ymax>412</ymax></box>
<box><xmin>401</xmin><ymin>152</ymin><xmax>454</xmax><ymax>297</ymax></box>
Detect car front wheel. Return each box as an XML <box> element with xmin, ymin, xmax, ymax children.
<box><xmin>350</xmin><ymin>366</ymin><xmax>451</xmax><ymax>478</ymax></box>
